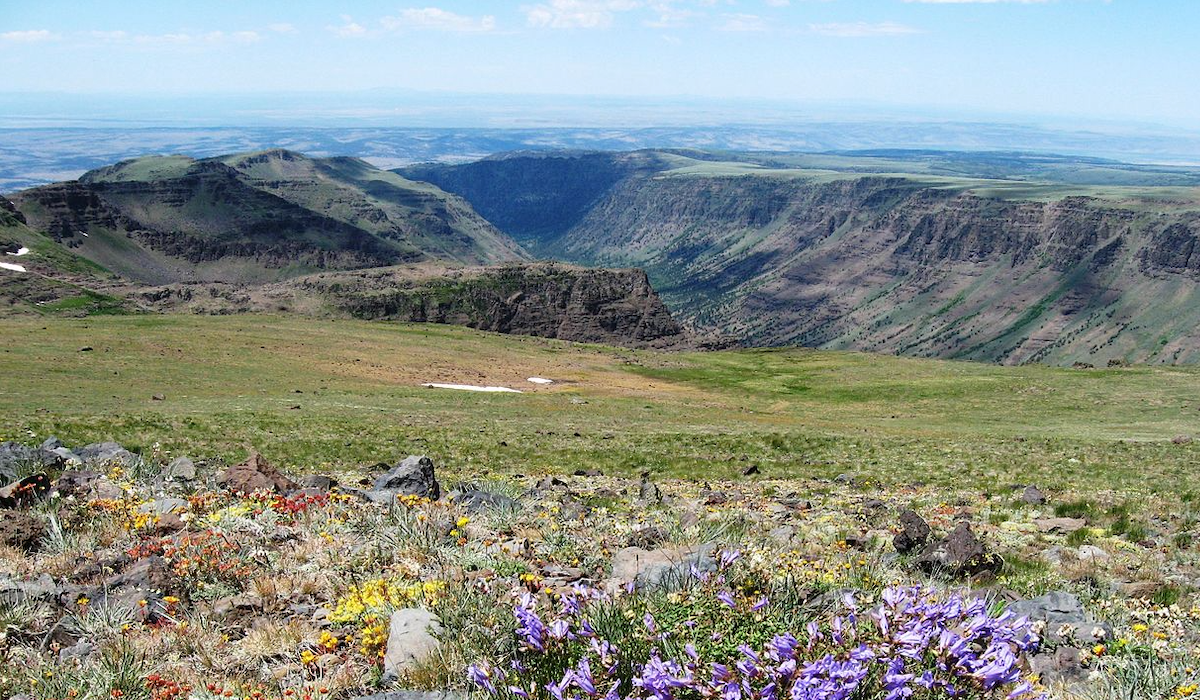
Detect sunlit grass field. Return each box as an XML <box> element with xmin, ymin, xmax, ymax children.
<box><xmin>3</xmin><ymin>314</ymin><xmax>1197</xmax><ymax>492</ymax></box>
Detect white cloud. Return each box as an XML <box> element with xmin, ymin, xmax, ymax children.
<box><xmin>718</xmin><ymin>13</ymin><xmax>769</xmax><ymax>31</ymax></box>
<box><xmin>268</xmin><ymin>23</ymin><xmax>298</xmax><ymax>34</ymax></box>
<box><xmin>808</xmin><ymin>21</ymin><xmax>922</xmax><ymax>36</ymax></box>
<box><xmin>765</xmin><ymin>0</ymin><xmax>790</xmax><ymax>6</ymax></box>
<box><xmin>0</xmin><ymin>29</ymin><xmax>57</xmax><ymax>43</ymax></box>
<box><xmin>643</xmin><ymin>0</ymin><xmax>696</xmax><ymax>27</ymax></box>
<box><xmin>524</xmin><ymin>0</ymin><xmax>641</xmax><ymax>29</ymax></box>
<box><xmin>329</xmin><ymin>15</ymin><xmax>368</xmax><ymax>37</ymax></box>
<box><xmin>382</xmin><ymin>7</ymin><xmax>497</xmax><ymax>33</ymax></box>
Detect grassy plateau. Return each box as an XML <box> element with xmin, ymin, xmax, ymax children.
<box><xmin>2</xmin><ymin>314</ymin><xmax>1197</xmax><ymax>492</ymax></box>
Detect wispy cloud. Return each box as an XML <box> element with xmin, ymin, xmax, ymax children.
<box><xmin>644</xmin><ymin>1</ymin><xmax>696</xmax><ymax>28</ymax></box>
<box><xmin>809</xmin><ymin>21</ymin><xmax>922</xmax><ymax>37</ymax></box>
<box><xmin>382</xmin><ymin>8</ymin><xmax>497</xmax><ymax>33</ymax></box>
<box><xmin>329</xmin><ymin>15</ymin><xmax>368</xmax><ymax>37</ymax></box>
<box><xmin>718</xmin><ymin>13</ymin><xmax>769</xmax><ymax>32</ymax></box>
<box><xmin>267</xmin><ymin>23</ymin><xmax>298</xmax><ymax>34</ymax></box>
<box><xmin>0</xmin><ymin>29</ymin><xmax>57</xmax><ymax>43</ymax></box>
<box><xmin>764</xmin><ymin>0</ymin><xmax>791</xmax><ymax>6</ymax></box>
<box><xmin>524</xmin><ymin>0</ymin><xmax>641</xmax><ymax>29</ymax></box>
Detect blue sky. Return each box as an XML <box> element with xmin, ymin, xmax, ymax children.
<box><xmin>1</xmin><ymin>0</ymin><xmax>1197</xmax><ymax>127</ymax></box>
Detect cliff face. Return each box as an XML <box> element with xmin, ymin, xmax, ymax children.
<box><xmin>10</xmin><ymin>151</ymin><xmax>524</xmax><ymax>285</ymax></box>
<box><xmin>408</xmin><ymin>153</ymin><xmax>1200</xmax><ymax>365</ymax></box>
<box><xmin>130</xmin><ymin>263</ymin><xmax>692</xmax><ymax>349</ymax></box>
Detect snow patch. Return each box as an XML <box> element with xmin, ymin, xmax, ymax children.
<box><xmin>527</xmin><ymin>377</ymin><xmax>554</xmax><ymax>385</ymax></box>
<box><xmin>0</xmin><ymin>262</ymin><xmax>26</xmax><ymax>273</ymax></box>
<box><xmin>422</xmin><ymin>383</ymin><xmax>523</xmax><ymax>393</ymax></box>
<box><xmin>6</xmin><ymin>247</ymin><xmax>29</xmax><ymax>257</ymax></box>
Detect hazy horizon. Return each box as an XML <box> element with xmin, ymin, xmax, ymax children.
<box><xmin>3</xmin><ymin>0</ymin><xmax>1197</xmax><ymax>129</ymax></box>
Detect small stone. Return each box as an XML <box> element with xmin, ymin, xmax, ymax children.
<box><xmin>1077</xmin><ymin>544</ymin><xmax>1110</xmax><ymax>563</ymax></box>
<box><xmin>1020</xmin><ymin>485</ymin><xmax>1047</xmax><ymax>505</ymax></box>
<box><xmin>1034</xmin><ymin>517</ymin><xmax>1087</xmax><ymax>534</ymax></box>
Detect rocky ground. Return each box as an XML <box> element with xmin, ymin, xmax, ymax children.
<box><xmin>1</xmin><ymin>439</ymin><xmax>1199</xmax><ymax>700</ymax></box>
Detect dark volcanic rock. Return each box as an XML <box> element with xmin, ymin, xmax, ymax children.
<box><xmin>368</xmin><ymin>455</ymin><xmax>441</xmax><ymax>502</ymax></box>
<box><xmin>893</xmin><ymin>509</ymin><xmax>931</xmax><ymax>554</ymax></box>
<box><xmin>916</xmin><ymin>522</ymin><xmax>1003</xmax><ymax>578</ymax></box>
<box><xmin>217</xmin><ymin>452</ymin><xmax>298</xmax><ymax>495</ymax></box>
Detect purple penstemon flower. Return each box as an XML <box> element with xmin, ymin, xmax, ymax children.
<box><xmin>467</xmin><ymin>662</ymin><xmax>497</xmax><ymax>695</ymax></box>
<box><xmin>717</xmin><ymin>590</ymin><xmax>737</xmax><ymax>609</ymax></box>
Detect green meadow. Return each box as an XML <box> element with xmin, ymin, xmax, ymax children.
<box><xmin>3</xmin><ymin>314</ymin><xmax>1196</xmax><ymax>493</ymax></box>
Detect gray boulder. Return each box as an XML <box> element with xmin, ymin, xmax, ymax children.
<box><xmin>369</xmin><ymin>456</ymin><xmax>441</xmax><ymax>503</ymax></box>
<box><xmin>77</xmin><ymin>442</ymin><xmax>138</xmax><ymax>467</ymax></box>
<box><xmin>1008</xmin><ymin>591</ymin><xmax>1112</xmax><ymax>644</ymax></box>
<box><xmin>606</xmin><ymin>543</ymin><xmax>718</xmax><ymax>593</ymax></box>
<box><xmin>381</xmin><ymin>608</ymin><xmax>443</xmax><ymax>682</ymax></box>
<box><xmin>163</xmin><ymin>457</ymin><xmax>196</xmax><ymax>482</ymax></box>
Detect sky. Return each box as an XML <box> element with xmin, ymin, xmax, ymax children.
<box><xmin>1</xmin><ymin>0</ymin><xmax>1198</xmax><ymax>128</ymax></box>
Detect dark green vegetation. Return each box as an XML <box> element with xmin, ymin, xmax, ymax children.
<box><xmin>2</xmin><ymin>314</ymin><xmax>1196</xmax><ymax>492</ymax></box>
<box><xmin>403</xmin><ymin>149</ymin><xmax>1200</xmax><ymax>366</ymax></box>
<box><xmin>10</xmin><ymin>150</ymin><xmax>523</xmax><ymax>285</ymax></box>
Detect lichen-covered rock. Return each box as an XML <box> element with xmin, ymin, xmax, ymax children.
<box><xmin>381</xmin><ymin>609</ymin><xmax>443</xmax><ymax>682</ymax></box>
<box><xmin>915</xmin><ymin>522</ymin><xmax>1003</xmax><ymax>578</ymax></box>
<box><xmin>368</xmin><ymin>455</ymin><xmax>440</xmax><ymax>502</ymax></box>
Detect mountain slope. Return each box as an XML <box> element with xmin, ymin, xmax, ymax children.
<box><xmin>11</xmin><ymin>150</ymin><xmax>525</xmax><ymax>285</ymax></box>
<box><xmin>0</xmin><ymin>195</ymin><xmax>127</xmax><ymax>315</ymax></box>
<box><xmin>403</xmin><ymin>151</ymin><xmax>1200</xmax><ymax>365</ymax></box>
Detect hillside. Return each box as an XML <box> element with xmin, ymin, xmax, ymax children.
<box><xmin>403</xmin><ymin>150</ymin><xmax>1200</xmax><ymax>365</ymax></box>
<box><xmin>9</xmin><ymin>150</ymin><xmax>525</xmax><ymax>285</ymax></box>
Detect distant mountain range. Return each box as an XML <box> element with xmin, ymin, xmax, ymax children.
<box><xmin>10</xmin><ymin>150</ymin><xmax>522</xmax><ymax>285</ymax></box>
<box><xmin>6</xmin><ymin>146</ymin><xmax>1200</xmax><ymax>365</ymax></box>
